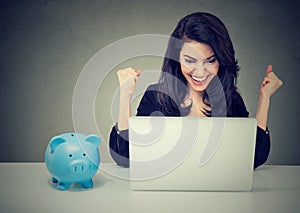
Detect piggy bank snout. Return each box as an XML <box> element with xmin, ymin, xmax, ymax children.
<box><xmin>69</xmin><ymin>159</ymin><xmax>91</xmax><ymax>175</ymax></box>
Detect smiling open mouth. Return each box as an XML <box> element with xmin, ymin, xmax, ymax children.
<box><xmin>191</xmin><ymin>75</ymin><xmax>208</xmax><ymax>82</ymax></box>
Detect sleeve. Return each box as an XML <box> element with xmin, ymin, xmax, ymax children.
<box><xmin>232</xmin><ymin>92</ymin><xmax>271</xmax><ymax>169</ymax></box>
<box><xmin>254</xmin><ymin>127</ymin><xmax>271</xmax><ymax>169</ymax></box>
<box><xmin>109</xmin><ymin>124</ymin><xmax>130</xmax><ymax>168</ymax></box>
<box><xmin>109</xmin><ymin>84</ymin><xmax>161</xmax><ymax>167</ymax></box>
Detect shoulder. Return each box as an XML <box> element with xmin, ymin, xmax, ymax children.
<box><xmin>136</xmin><ymin>83</ymin><xmax>162</xmax><ymax>116</ymax></box>
<box><xmin>230</xmin><ymin>90</ymin><xmax>249</xmax><ymax>117</ymax></box>
<box><xmin>146</xmin><ymin>83</ymin><xmax>160</xmax><ymax>92</ymax></box>
<box><xmin>232</xmin><ymin>90</ymin><xmax>244</xmax><ymax>104</ymax></box>
<box><xmin>143</xmin><ymin>83</ymin><xmax>162</xmax><ymax>98</ymax></box>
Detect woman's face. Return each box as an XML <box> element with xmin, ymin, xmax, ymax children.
<box><xmin>180</xmin><ymin>41</ymin><xmax>219</xmax><ymax>93</ymax></box>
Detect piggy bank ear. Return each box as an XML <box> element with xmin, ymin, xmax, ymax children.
<box><xmin>85</xmin><ymin>135</ymin><xmax>100</xmax><ymax>147</ymax></box>
<box><xmin>49</xmin><ymin>137</ymin><xmax>66</xmax><ymax>154</ymax></box>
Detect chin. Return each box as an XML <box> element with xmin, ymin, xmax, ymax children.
<box><xmin>191</xmin><ymin>85</ymin><xmax>206</xmax><ymax>93</ymax></box>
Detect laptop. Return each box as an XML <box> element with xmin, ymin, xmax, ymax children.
<box><xmin>128</xmin><ymin>116</ymin><xmax>257</xmax><ymax>191</ymax></box>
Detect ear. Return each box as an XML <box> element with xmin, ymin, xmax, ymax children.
<box><xmin>49</xmin><ymin>137</ymin><xmax>66</xmax><ymax>154</ymax></box>
<box><xmin>85</xmin><ymin>134</ymin><xmax>100</xmax><ymax>147</ymax></box>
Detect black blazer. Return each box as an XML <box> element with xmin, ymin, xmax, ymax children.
<box><xmin>109</xmin><ymin>84</ymin><xmax>270</xmax><ymax>169</ymax></box>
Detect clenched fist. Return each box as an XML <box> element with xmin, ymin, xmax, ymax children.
<box><xmin>260</xmin><ymin>65</ymin><xmax>283</xmax><ymax>99</ymax></box>
<box><xmin>117</xmin><ymin>67</ymin><xmax>142</xmax><ymax>98</ymax></box>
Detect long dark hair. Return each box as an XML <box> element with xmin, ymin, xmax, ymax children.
<box><xmin>158</xmin><ymin>12</ymin><xmax>240</xmax><ymax>117</ymax></box>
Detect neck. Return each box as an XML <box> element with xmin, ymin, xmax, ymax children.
<box><xmin>188</xmin><ymin>85</ymin><xmax>205</xmax><ymax>101</ymax></box>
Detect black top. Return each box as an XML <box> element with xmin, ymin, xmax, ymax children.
<box><xmin>109</xmin><ymin>84</ymin><xmax>270</xmax><ymax>169</ymax></box>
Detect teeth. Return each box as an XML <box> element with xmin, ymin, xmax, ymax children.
<box><xmin>191</xmin><ymin>75</ymin><xmax>208</xmax><ymax>82</ymax></box>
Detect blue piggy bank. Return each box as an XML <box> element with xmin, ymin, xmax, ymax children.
<box><xmin>45</xmin><ymin>133</ymin><xmax>100</xmax><ymax>190</ymax></box>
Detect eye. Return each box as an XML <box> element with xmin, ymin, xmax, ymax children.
<box><xmin>83</xmin><ymin>153</ymin><xmax>86</xmax><ymax>156</ymax></box>
<box><xmin>205</xmin><ymin>58</ymin><xmax>217</xmax><ymax>64</ymax></box>
<box><xmin>69</xmin><ymin>154</ymin><xmax>73</xmax><ymax>157</ymax></box>
<box><xmin>184</xmin><ymin>59</ymin><xmax>196</xmax><ymax>64</ymax></box>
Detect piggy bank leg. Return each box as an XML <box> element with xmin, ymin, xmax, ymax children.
<box><xmin>57</xmin><ymin>182</ymin><xmax>71</xmax><ymax>190</ymax></box>
<box><xmin>81</xmin><ymin>179</ymin><xmax>94</xmax><ymax>188</ymax></box>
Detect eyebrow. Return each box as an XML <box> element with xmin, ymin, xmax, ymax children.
<box><xmin>183</xmin><ymin>54</ymin><xmax>216</xmax><ymax>60</ymax></box>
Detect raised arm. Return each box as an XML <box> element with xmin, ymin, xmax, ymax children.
<box><xmin>117</xmin><ymin>67</ymin><xmax>142</xmax><ymax>130</ymax></box>
<box><xmin>109</xmin><ymin>67</ymin><xmax>141</xmax><ymax>167</ymax></box>
<box><xmin>256</xmin><ymin>65</ymin><xmax>283</xmax><ymax>130</ymax></box>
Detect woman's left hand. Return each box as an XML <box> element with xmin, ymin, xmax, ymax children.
<box><xmin>260</xmin><ymin>65</ymin><xmax>283</xmax><ymax>99</ymax></box>
<box><xmin>256</xmin><ymin>65</ymin><xmax>283</xmax><ymax>130</ymax></box>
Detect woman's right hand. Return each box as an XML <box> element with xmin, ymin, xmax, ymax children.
<box><xmin>117</xmin><ymin>67</ymin><xmax>142</xmax><ymax>98</ymax></box>
<box><xmin>116</xmin><ymin>67</ymin><xmax>142</xmax><ymax>130</ymax></box>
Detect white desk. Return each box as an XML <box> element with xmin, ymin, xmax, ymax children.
<box><xmin>0</xmin><ymin>163</ymin><xmax>299</xmax><ymax>213</ymax></box>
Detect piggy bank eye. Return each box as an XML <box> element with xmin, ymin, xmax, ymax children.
<box><xmin>69</xmin><ymin>154</ymin><xmax>73</xmax><ymax>157</ymax></box>
<box><xmin>83</xmin><ymin>153</ymin><xmax>86</xmax><ymax>157</ymax></box>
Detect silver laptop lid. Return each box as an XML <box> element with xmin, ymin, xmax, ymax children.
<box><xmin>129</xmin><ymin>117</ymin><xmax>257</xmax><ymax>191</ymax></box>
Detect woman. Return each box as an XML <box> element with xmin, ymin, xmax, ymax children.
<box><xmin>109</xmin><ymin>12</ymin><xmax>283</xmax><ymax>169</ymax></box>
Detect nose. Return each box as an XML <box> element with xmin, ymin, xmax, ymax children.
<box><xmin>193</xmin><ymin>62</ymin><xmax>206</xmax><ymax>76</ymax></box>
<box><xmin>70</xmin><ymin>160</ymin><xmax>90</xmax><ymax>174</ymax></box>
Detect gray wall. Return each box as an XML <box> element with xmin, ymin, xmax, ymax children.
<box><xmin>0</xmin><ymin>0</ymin><xmax>299</xmax><ymax>165</ymax></box>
